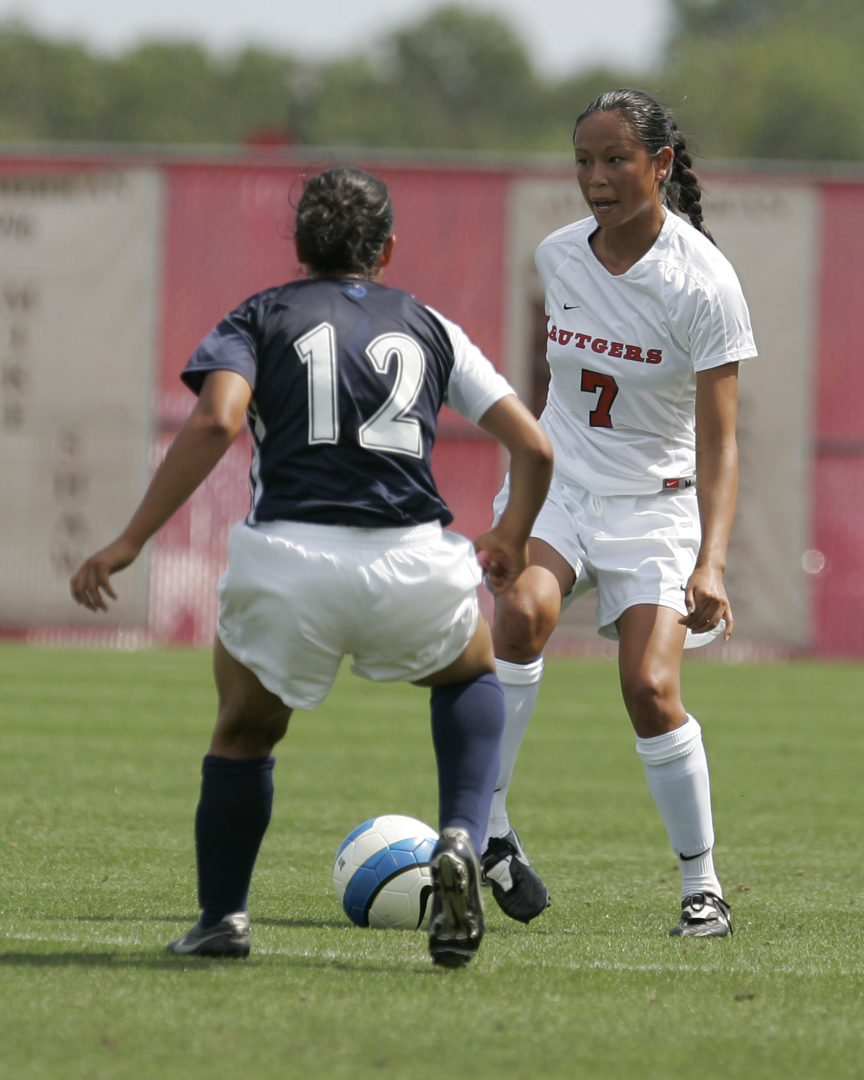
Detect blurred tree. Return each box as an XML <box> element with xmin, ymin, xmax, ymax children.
<box><xmin>0</xmin><ymin>24</ymin><xmax>298</xmax><ymax>145</ymax></box>
<box><xmin>662</xmin><ymin>0</ymin><xmax>864</xmax><ymax>160</ymax></box>
<box><xmin>673</xmin><ymin>0</ymin><xmax>778</xmax><ymax>34</ymax></box>
<box><xmin>392</xmin><ymin>5</ymin><xmax>537</xmax><ymax>134</ymax></box>
<box><xmin>0</xmin><ymin>9</ymin><xmax>617</xmax><ymax>154</ymax></box>
<box><xmin>673</xmin><ymin>0</ymin><xmax>863</xmax><ymax>35</ymax></box>
<box><xmin>0</xmin><ymin>22</ymin><xmax>109</xmax><ymax>141</ymax></box>
<box><xmin>101</xmin><ymin>43</ymin><xmax>297</xmax><ymax>144</ymax></box>
<box><xmin>223</xmin><ymin>48</ymin><xmax>297</xmax><ymax>143</ymax></box>
<box><xmin>301</xmin><ymin>6</ymin><xmax>619</xmax><ymax>153</ymax></box>
<box><xmin>1</xmin><ymin>2</ymin><xmax>860</xmax><ymax>161</ymax></box>
<box><xmin>302</xmin><ymin>7</ymin><xmax>540</xmax><ymax>150</ymax></box>
<box><xmin>101</xmin><ymin>43</ymin><xmax>224</xmax><ymax>143</ymax></box>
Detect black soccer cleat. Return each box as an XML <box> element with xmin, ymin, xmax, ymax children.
<box><xmin>428</xmin><ymin>828</ymin><xmax>485</xmax><ymax>969</ymax></box>
<box><xmin>669</xmin><ymin>892</ymin><xmax>732</xmax><ymax>938</ymax></box>
<box><xmin>165</xmin><ymin>911</ymin><xmax>251</xmax><ymax>957</ymax></box>
<box><xmin>481</xmin><ymin>829</ymin><xmax>551</xmax><ymax>924</ymax></box>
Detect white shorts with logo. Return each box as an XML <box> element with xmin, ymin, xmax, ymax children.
<box><xmin>493</xmin><ymin>470</ymin><xmax>706</xmax><ymax>643</ymax></box>
<box><xmin>216</xmin><ymin>520</ymin><xmax>481</xmax><ymax>710</ymax></box>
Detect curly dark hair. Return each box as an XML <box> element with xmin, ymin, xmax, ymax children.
<box><xmin>295</xmin><ymin>167</ymin><xmax>395</xmax><ymax>276</ymax></box>
<box><xmin>575</xmin><ymin>89</ymin><xmax>715</xmax><ymax>245</ymax></box>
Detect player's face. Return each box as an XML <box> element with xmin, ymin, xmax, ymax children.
<box><xmin>573</xmin><ymin>111</ymin><xmax>670</xmax><ymax>232</ymax></box>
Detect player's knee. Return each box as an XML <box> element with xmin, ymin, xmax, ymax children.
<box><xmin>257</xmin><ymin>708</ymin><xmax>291</xmax><ymax>748</ymax></box>
<box><xmin>493</xmin><ymin>586</ymin><xmax>557</xmax><ymax>662</ymax></box>
<box><xmin>212</xmin><ymin>705</ymin><xmax>291</xmax><ymax>756</ymax></box>
<box><xmin>620</xmin><ymin>670</ymin><xmax>682</xmax><ymax>735</ymax></box>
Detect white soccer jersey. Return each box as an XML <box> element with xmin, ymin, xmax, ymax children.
<box><xmin>427</xmin><ymin>305</ymin><xmax>515</xmax><ymax>425</ymax></box>
<box><xmin>535</xmin><ymin>211</ymin><xmax>757</xmax><ymax>495</ymax></box>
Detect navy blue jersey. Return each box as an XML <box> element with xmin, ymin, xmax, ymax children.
<box><xmin>182</xmin><ymin>277</ymin><xmax>511</xmax><ymax>528</ymax></box>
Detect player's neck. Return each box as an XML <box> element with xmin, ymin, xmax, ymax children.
<box><xmin>589</xmin><ymin>206</ymin><xmax>666</xmax><ymax>276</ymax></box>
<box><xmin>305</xmin><ymin>268</ymin><xmax>384</xmax><ymax>284</ymax></box>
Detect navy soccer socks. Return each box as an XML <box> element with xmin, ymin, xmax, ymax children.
<box><xmin>195</xmin><ymin>754</ymin><xmax>275</xmax><ymax>928</ymax></box>
<box><xmin>430</xmin><ymin>673</ymin><xmax>505</xmax><ymax>856</ymax></box>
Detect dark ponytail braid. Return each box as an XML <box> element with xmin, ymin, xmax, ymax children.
<box><xmin>666</xmin><ymin>128</ymin><xmax>715</xmax><ymax>244</ymax></box>
<box><xmin>574</xmin><ymin>88</ymin><xmax>716</xmax><ymax>246</ymax></box>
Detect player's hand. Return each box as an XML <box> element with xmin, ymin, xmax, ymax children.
<box><xmin>681</xmin><ymin>564</ymin><xmax>733</xmax><ymax>640</ymax></box>
<box><xmin>70</xmin><ymin>536</ymin><xmax>142</xmax><ymax>612</ymax></box>
<box><xmin>474</xmin><ymin>527</ymin><xmax>528</xmax><ymax>596</ymax></box>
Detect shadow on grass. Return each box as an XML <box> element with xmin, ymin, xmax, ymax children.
<box><xmin>0</xmin><ymin>950</ymin><xmax>437</xmax><ymax>975</ymax></box>
<box><xmin>256</xmin><ymin>917</ymin><xmax>356</xmax><ymax>930</ymax></box>
<box><xmin>74</xmin><ymin>914</ymin><xmax>198</xmax><ymax>923</ymax></box>
<box><xmin>482</xmin><ymin>923</ymin><xmax>558</xmax><ymax>936</ymax></box>
<box><xmin>73</xmin><ymin>914</ymin><xmax>348</xmax><ymax>930</ymax></box>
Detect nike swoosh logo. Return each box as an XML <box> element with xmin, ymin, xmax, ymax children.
<box><xmin>563</xmin><ymin>303</ymin><xmax>580</xmax><ymax>310</ymax></box>
<box><xmin>679</xmin><ymin>849</ymin><xmax>710</xmax><ymax>861</ymax></box>
<box><xmin>415</xmin><ymin>884</ymin><xmax>434</xmax><ymax>929</ymax></box>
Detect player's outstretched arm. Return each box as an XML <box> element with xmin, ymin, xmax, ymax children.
<box><xmin>474</xmin><ymin>394</ymin><xmax>553</xmax><ymax>595</ymax></box>
<box><xmin>71</xmin><ymin>370</ymin><xmax>252</xmax><ymax>612</ymax></box>
<box><xmin>684</xmin><ymin>361</ymin><xmax>739</xmax><ymax>640</ymax></box>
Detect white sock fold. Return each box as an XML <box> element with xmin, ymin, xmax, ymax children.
<box><xmin>635</xmin><ymin>715</ymin><xmax>723</xmax><ymax>900</ymax></box>
<box><xmin>484</xmin><ymin>656</ymin><xmax>544</xmax><ymax>847</ymax></box>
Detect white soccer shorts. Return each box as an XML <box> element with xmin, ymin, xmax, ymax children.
<box><xmin>493</xmin><ymin>471</ymin><xmax>714</xmax><ymax>643</ymax></box>
<box><xmin>216</xmin><ymin>520</ymin><xmax>481</xmax><ymax>709</ymax></box>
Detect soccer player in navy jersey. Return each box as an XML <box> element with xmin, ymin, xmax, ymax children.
<box><xmin>71</xmin><ymin>166</ymin><xmax>553</xmax><ymax>968</ymax></box>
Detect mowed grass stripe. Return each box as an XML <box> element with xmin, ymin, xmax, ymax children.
<box><xmin>1</xmin><ymin>644</ymin><xmax>863</xmax><ymax>1080</ymax></box>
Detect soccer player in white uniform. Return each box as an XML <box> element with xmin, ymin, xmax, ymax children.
<box><xmin>70</xmin><ymin>166</ymin><xmax>553</xmax><ymax>968</ymax></box>
<box><xmin>480</xmin><ymin>89</ymin><xmax>757</xmax><ymax>936</ymax></box>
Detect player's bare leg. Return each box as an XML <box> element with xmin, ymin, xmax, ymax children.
<box><xmin>617</xmin><ymin>604</ymin><xmax>730</xmax><ymax>937</ymax></box>
<box><xmin>616</xmin><ymin>604</ymin><xmax>687</xmax><ymax>738</ymax></box>
<box><xmin>210</xmin><ymin>636</ymin><xmax>292</xmax><ymax>757</ymax></box>
<box><xmin>413</xmin><ymin>613</ymin><xmax>496</xmax><ymax>688</ymax></box>
<box><xmin>166</xmin><ymin>638</ymin><xmax>292</xmax><ymax>957</ymax></box>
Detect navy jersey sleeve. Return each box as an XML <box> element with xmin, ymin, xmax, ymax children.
<box><xmin>181</xmin><ymin>296</ymin><xmax>263</xmax><ymax>395</ymax></box>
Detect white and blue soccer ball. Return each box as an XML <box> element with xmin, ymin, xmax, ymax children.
<box><xmin>333</xmin><ymin>815</ymin><xmax>439</xmax><ymax>931</ymax></box>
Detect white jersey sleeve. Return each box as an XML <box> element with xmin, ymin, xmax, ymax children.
<box><xmin>425</xmin><ymin>306</ymin><xmax>515</xmax><ymax>423</ymax></box>
<box><xmin>680</xmin><ymin>263</ymin><xmax>758</xmax><ymax>373</ymax></box>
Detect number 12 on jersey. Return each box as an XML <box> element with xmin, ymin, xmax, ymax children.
<box><xmin>581</xmin><ymin>368</ymin><xmax>619</xmax><ymax>428</ymax></box>
<box><xmin>295</xmin><ymin>322</ymin><xmax>426</xmax><ymax>457</ymax></box>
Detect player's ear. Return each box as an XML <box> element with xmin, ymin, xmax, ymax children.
<box><xmin>379</xmin><ymin>234</ymin><xmax>396</xmax><ymax>268</ymax></box>
<box><xmin>294</xmin><ymin>237</ymin><xmax>309</xmax><ymax>276</ymax></box>
<box><xmin>654</xmin><ymin>146</ymin><xmax>674</xmax><ymax>183</ymax></box>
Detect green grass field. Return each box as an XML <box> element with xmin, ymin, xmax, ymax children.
<box><xmin>2</xmin><ymin>643</ymin><xmax>863</xmax><ymax>1079</ymax></box>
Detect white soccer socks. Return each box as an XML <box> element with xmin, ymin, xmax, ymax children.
<box><xmin>635</xmin><ymin>714</ymin><xmax>723</xmax><ymax>900</ymax></box>
<box><xmin>483</xmin><ymin>656</ymin><xmax>544</xmax><ymax>847</ymax></box>
<box><xmin>486</xmin><ymin>666</ymin><xmax>723</xmax><ymax>902</ymax></box>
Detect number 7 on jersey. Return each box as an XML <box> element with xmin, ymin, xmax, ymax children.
<box><xmin>581</xmin><ymin>368</ymin><xmax>619</xmax><ymax>428</ymax></box>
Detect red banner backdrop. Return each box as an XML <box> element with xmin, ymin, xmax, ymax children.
<box><xmin>4</xmin><ymin>150</ymin><xmax>864</xmax><ymax>657</ymax></box>
<box><xmin>813</xmin><ymin>182</ymin><xmax>864</xmax><ymax>657</ymax></box>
